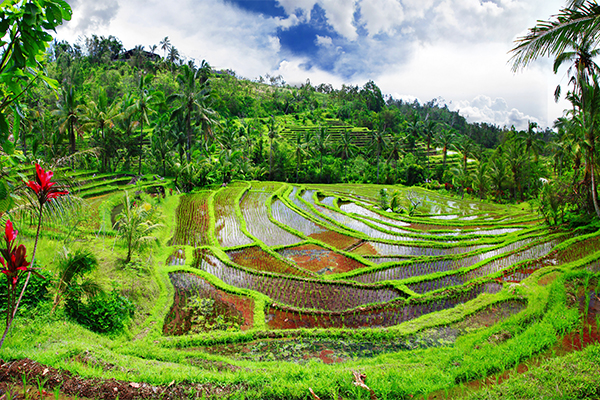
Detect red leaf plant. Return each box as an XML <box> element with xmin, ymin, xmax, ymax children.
<box><xmin>0</xmin><ymin>164</ymin><xmax>68</xmax><ymax>348</ymax></box>
<box><xmin>26</xmin><ymin>163</ymin><xmax>69</xmax><ymax>205</ymax></box>
<box><xmin>0</xmin><ymin>220</ymin><xmax>32</xmax><ymax>324</ymax></box>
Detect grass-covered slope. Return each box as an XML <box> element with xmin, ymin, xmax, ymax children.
<box><xmin>2</xmin><ymin>181</ymin><xmax>599</xmax><ymax>399</ymax></box>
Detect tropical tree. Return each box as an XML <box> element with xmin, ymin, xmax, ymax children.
<box><xmin>168</xmin><ymin>64</ymin><xmax>218</xmax><ymax>162</ymax></box>
<box><xmin>168</xmin><ymin>46</ymin><xmax>180</xmax><ymax>66</ymax></box>
<box><xmin>267</xmin><ymin>116</ymin><xmax>279</xmax><ymax>180</ymax></box>
<box><xmin>567</xmin><ymin>74</ymin><xmax>600</xmax><ymax>217</ymax></box>
<box><xmin>369</xmin><ymin>125</ymin><xmax>388</xmax><ymax>184</ymax></box>
<box><xmin>453</xmin><ymin>136</ymin><xmax>475</xmax><ymax>171</ymax></box>
<box><xmin>471</xmin><ymin>161</ymin><xmax>489</xmax><ymax>199</ymax></box>
<box><xmin>52</xmin><ymin>249</ymin><xmax>102</xmax><ymax>312</ymax></box>
<box><xmin>293</xmin><ymin>131</ymin><xmax>309</xmax><ymax>183</ymax></box>
<box><xmin>336</xmin><ymin>129</ymin><xmax>359</xmax><ymax>183</ymax></box>
<box><xmin>510</xmin><ymin>0</ymin><xmax>600</xmax><ymax>214</ymax></box>
<box><xmin>552</xmin><ymin>31</ymin><xmax>600</xmax><ymax>100</ymax></box>
<box><xmin>114</xmin><ymin>191</ymin><xmax>162</xmax><ymax>263</ymax></box>
<box><xmin>404</xmin><ymin>115</ymin><xmax>421</xmax><ymax>153</ymax></box>
<box><xmin>0</xmin><ymin>0</ymin><xmax>72</xmax><ymax>155</ymax></box>
<box><xmin>150</xmin><ymin>117</ymin><xmax>173</xmax><ymax>176</ymax></box>
<box><xmin>489</xmin><ymin>157</ymin><xmax>507</xmax><ymax>200</ymax></box>
<box><xmin>160</xmin><ymin>36</ymin><xmax>171</xmax><ymax>58</ymax></box>
<box><xmin>436</xmin><ymin>128</ymin><xmax>456</xmax><ymax>169</ymax></box>
<box><xmin>115</xmin><ymin>94</ymin><xmax>139</xmax><ymax>170</ymax></box>
<box><xmin>53</xmin><ymin>84</ymin><xmax>80</xmax><ymax>156</ymax></box>
<box><xmin>503</xmin><ymin>140</ymin><xmax>529</xmax><ymax>200</ymax></box>
<box><xmin>133</xmin><ymin>73</ymin><xmax>156</xmax><ymax>174</ymax></box>
<box><xmin>312</xmin><ymin>125</ymin><xmax>330</xmax><ymax>182</ymax></box>
<box><xmin>79</xmin><ymin>89</ymin><xmax>122</xmax><ymax>171</ymax></box>
<box><xmin>510</xmin><ymin>1</ymin><xmax>600</xmax><ymax>74</ymax></box>
<box><xmin>451</xmin><ymin>165</ymin><xmax>471</xmax><ymax>199</ymax></box>
<box><xmin>518</xmin><ymin>121</ymin><xmax>545</xmax><ymax>162</ymax></box>
<box><xmin>422</xmin><ymin>119</ymin><xmax>437</xmax><ymax>169</ymax></box>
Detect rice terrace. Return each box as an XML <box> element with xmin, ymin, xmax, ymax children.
<box><xmin>2</xmin><ymin>0</ymin><xmax>600</xmax><ymax>399</ymax></box>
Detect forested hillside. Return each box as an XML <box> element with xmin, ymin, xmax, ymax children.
<box><xmin>10</xmin><ymin>34</ymin><xmax>559</xmax><ymax>202</ymax></box>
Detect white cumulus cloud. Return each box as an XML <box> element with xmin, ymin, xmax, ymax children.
<box><xmin>315</xmin><ymin>35</ymin><xmax>333</xmax><ymax>47</ymax></box>
<box><xmin>450</xmin><ymin>95</ymin><xmax>538</xmax><ymax>130</ymax></box>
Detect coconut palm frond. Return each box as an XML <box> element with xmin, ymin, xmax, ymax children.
<box><xmin>78</xmin><ymin>279</ymin><xmax>104</xmax><ymax>299</ymax></box>
<box><xmin>510</xmin><ymin>1</ymin><xmax>600</xmax><ymax>71</ymax></box>
<box><xmin>52</xmin><ymin>148</ymin><xmax>100</xmax><ymax>169</ymax></box>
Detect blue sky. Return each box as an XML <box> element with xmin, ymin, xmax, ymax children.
<box><xmin>58</xmin><ymin>0</ymin><xmax>570</xmax><ymax>129</ymax></box>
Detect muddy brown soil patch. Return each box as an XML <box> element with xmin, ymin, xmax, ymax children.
<box><xmin>0</xmin><ymin>358</ymin><xmax>242</xmax><ymax>400</ymax></box>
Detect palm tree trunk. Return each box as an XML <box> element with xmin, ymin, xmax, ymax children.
<box><xmin>376</xmin><ymin>152</ymin><xmax>380</xmax><ymax>184</ymax></box>
<box><xmin>138</xmin><ymin>118</ymin><xmax>144</xmax><ymax>175</ymax></box>
<box><xmin>320</xmin><ymin>153</ymin><xmax>323</xmax><ymax>183</ymax></box>
<box><xmin>591</xmin><ymin>161</ymin><xmax>600</xmax><ymax>218</ymax></box>
<box><xmin>186</xmin><ymin>112</ymin><xmax>192</xmax><ymax>163</ymax></box>
<box><xmin>443</xmin><ymin>147</ymin><xmax>447</xmax><ymax>169</ymax></box>
<box><xmin>344</xmin><ymin>158</ymin><xmax>348</xmax><ymax>183</ymax></box>
<box><xmin>69</xmin><ymin>119</ymin><xmax>75</xmax><ymax>155</ymax></box>
<box><xmin>269</xmin><ymin>137</ymin><xmax>273</xmax><ymax>180</ymax></box>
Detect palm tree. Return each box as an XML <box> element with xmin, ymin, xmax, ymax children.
<box><xmin>133</xmin><ymin>73</ymin><xmax>158</xmax><ymax>175</ymax></box>
<box><xmin>369</xmin><ymin>125</ymin><xmax>388</xmax><ymax>184</ymax></box>
<box><xmin>238</xmin><ymin>119</ymin><xmax>257</xmax><ymax>164</ymax></box>
<box><xmin>453</xmin><ymin>136</ymin><xmax>475</xmax><ymax>171</ymax></box>
<box><xmin>503</xmin><ymin>140</ymin><xmax>529</xmax><ymax>201</ymax></box>
<box><xmin>52</xmin><ymin>249</ymin><xmax>102</xmax><ymax>312</ymax></box>
<box><xmin>168</xmin><ymin>46</ymin><xmax>180</xmax><ymax>66</ymax></box>
<box><xmin>554</xmin><ymin>116</ymin><xmax>581</xmax><ymax>177</ymax></box>
<box><xmin>150</xmin><ymin>117</ymin><xmax>173</xmax><ymax>176</ymax></box>
<box><xmin>489</xmin><ymin>157</ymin><xmax>507</xmax><ymax>200</ymax></box>
<box><xmin>422</xmin><ymin>119</ymin><xmax>437</xmax><ymax>169</ymax></box>
<box><xmin>168</xmin><ymin>64</ymin><xmax>217</xmax><ymax>163</ymax></box>
<box><xmin>79</xmin><ymin>89</ymin><xmax>122</xmax><ymax>171</ymax></box>
<box><xmin>451</xmin><ymin>164</ymin><xmax>471</xmax><ymax>199</ymax></box>
<box><xmin>436</xmin><ymin>128</ymin><xmax>456</xmax><ymax>169</ymax></box>
<box><xmin>217</xmin><ymin>119</ymin><xmax>240</xmax><ymax>151</ymax></box>
<box><xmin>293</xmin><ymin>131</ymin><xmax>309</xmax><ymax>183</ymax></box>
<box><xmin>404</xmin><ymin>115</ymin><xmax>421</xmax><ymax>153</ymax></box>
<box><xmin>53</xmin><ymin>84</ymin><xmax>80</xmax><ymax>156</ymax></box>
<box><xmin>114</xmin><ymin>191</ymin><xmax>162</xmax><ymax>263</ymax></box>
<box><xmin>385</xmin><ymin>133</ymin><xmax>404</xmax><ymax>182</ymax></box>
<box><xmin>518</xmin><ymin>121</ymin><xmax>545</xmax><ymax>162</ymax></box>
<box><xmin>511</xmin><ymin>1</ymin><xmax>600</xmax><ymax>216</ymax></box>
<box><xmin>510</xmin><ymin>1</ymin><xmax>600</xmax><ymax>73</ymax></box>
<box><xmin>567</xmin><ymin>74</ymin><xmax>600</xmax><ymax>217</ymax></box>
<box><xmin>198</xmin><ymin>59</ymin><xmax>212</xmax><ymax>85</ymax></box>
<box><xmin>160</xmin><ymin>36</ymin><xmax>171</xmax><ymax>58</ymax></box>
<box><xmin>552</xmin><ymin>32</ymin><xmax>600</xmax><ymax>101</ymax></box>
<box><xmin>115</xmin><ymin>94</ymin><xmax>139</xmax><ymax>170</ymax></box>
<box><xmin>471</xmin><ymin>161</ymin><xmax>489</xmax><ymax>200</ymax></box>
<box><xmin>267</xmin><ymin>115</ymin><xmax>279</xmax><ymax>180</ymax></box>
<box><xmin>312</xmin><ymin>125</ymin><xmax>330</xmax><ymax>182</ymax></box>
<box><xmin>336</xmin><ymin>129</ymin><xmax>359</xmax><ymax>183</ymax></box>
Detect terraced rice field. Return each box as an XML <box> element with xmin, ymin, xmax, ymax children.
<box><xmin>142</xmin><ymin>181</ymin><xmax>600</xmax><ymax>398</ymax></box>
<box><xmin>162</xmin><ymin>181</ymin><xmax>600</xmax><ymax>336</ymax></box>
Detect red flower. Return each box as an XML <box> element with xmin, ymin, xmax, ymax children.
<box><xmin>0</xmin><ymin>220</ymin><xmax>31</xmax><ymax>288</ymax></box>
<box><xmin>26</xmin><ymin>164</ymin><xmax>69</xmax><ymax>205</ymax></box>
<box><xmin>4</xmin><ymin>219</ymin><xmax>17</xmax><ymax>243</ymax></box>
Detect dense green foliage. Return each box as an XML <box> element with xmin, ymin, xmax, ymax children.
<box><xmin>65</xmin><ymin>286</ymin><xmax>134</xmax><ymax>333</ymax></box>
<box><xmin>0</xmin><ymin>269</ymin><xmax>50</xmax><ymax>315</ymax></box>
<box><xmin>2</xmin><ymin>2</ymin><xmax>600</xmax><ymax>399</ymax></box>
<box><xmin>2</xmin><ymin>31</ymin><xmax>566</xmax><ymax>210</ymax></box>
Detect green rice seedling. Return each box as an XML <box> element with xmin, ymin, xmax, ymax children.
<box><xmin>36</xmin><ymin>377</ymin><xmax>48</xmax><ymax>397</ymax></box>
<box><xmin>21</xmin><ymin>374</ymin><xmax>28</xmax><ymax>399</ymax></box>
<box><xmin>53</xmin><ymin>384</ymin><xmax>62</xmax><ymax>400</ymax></box>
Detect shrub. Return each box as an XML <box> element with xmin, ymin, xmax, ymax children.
<box><xmin>65</xmin><ymin>287</ymin><xmax>134</xmax><ymax>334</ymax></box>
<box><xmin>0</xmin><ymin>269</ymin><xmax>52</xmax><ymax>315</ymax></box>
